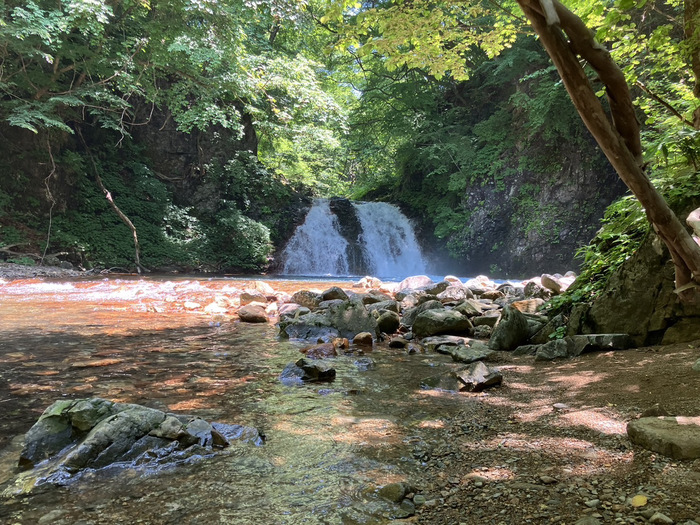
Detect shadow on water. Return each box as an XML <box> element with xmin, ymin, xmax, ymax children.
<box><xmin>0</xmin><ymin>278</ymin><xmax>472</xmax><ymax>524</ymax></box>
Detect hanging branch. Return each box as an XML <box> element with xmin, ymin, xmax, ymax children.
<box><xmin>40</xmin><ymin>135</ymin><xmax>57</xmax><ymax>266</ymax></box>
<box><xmin>77</xmin><ymin>127</ymin><xmax>148</xmax><ymax>274</ymax></box>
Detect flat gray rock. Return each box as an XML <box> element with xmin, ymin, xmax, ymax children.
<box><xmin>627</xmin><ymin>416</ymin><xmax>700</xmax><ymax>459</ymax></box>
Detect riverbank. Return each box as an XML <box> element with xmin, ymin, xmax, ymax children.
<box><xmin>1</xmin><ymin>270</ymin><xmax>699</xmax><ymax>524</ymax></box>
<box><xmin>0</xmin><ymin>262</ymin><xmax>87</xmax><ymax>280</ymax></box>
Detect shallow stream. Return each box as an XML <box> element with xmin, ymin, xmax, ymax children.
<box><xmin>0</xmin><ymin>276</ymin><xmax>469</xmax><ymax>524</ymax></box>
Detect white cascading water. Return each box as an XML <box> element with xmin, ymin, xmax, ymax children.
<box><xmin>353</xmin><ymin>201</ymin><xmax>427</xmax><ymax>278</ymax></box>
<box><xmin>281</xmin><ymin>199</ymin><xmax>427</xmax><ymax>278</ymax></box>
<box><xmin>281</xmin><ymin>199</ymin><xmax>350</xmax><ymax>276</ymax></box>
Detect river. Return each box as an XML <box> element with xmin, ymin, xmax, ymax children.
<box><xmin>0</xmin><ymin>275</ymin><xmax>469</xmax><ymax>524</ymax></box>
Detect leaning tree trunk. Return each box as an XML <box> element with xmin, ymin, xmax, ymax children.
<box><xmin>515</xmin><ymin>0</ymin><xmax>700</xmax><ymax>302</ymax></box>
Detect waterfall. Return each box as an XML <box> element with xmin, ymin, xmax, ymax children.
<box><xmin>281</xmin><ymin>199</ymin><xmax>349</xmax><ymax>276</ymax></box>
<box><xmin>354</xmin><ymin>201</ymin><xmax>426</xmax><ymax>278</ymax></box>
<box><xmin>281</xmin><ymin>199</ymin><xmax>427</xmax><ymax>278</ymax></box>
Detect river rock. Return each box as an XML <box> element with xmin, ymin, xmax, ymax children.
<box><xmin>488</xmin><ymin>305</ymin><xmax>530</xmax><ymax>351</ymax></box>
<box><xmin>455</xmin><ymin>361</ymin><xmax>503</xmax><ymax>392</ymax></box>
<box><xmin>353</xmin><ymin>276</ymin><xmax>383</xmax><ymax>289</ymax></box>
<box><xmin>540</xmin><ymin>273</ymin><xmax>575</xmax><ymax>294</ymax></box>
<box><xmin>420</xmin><ymin>361</ymin><xmax>502</xmax><ymax>392</ymax></box>
<box><xmin>278</xmin><ymin>303</ymin><xmax>310</xmax><ymax>318</ymax></box>
<box><xmin>366</xmin><ymin>300</ymin><xmax>399</xmax><ymax>314</ymax></box>
<box><xmin>693</xmin><ymin>358</ymin><xmax>700</xmax><ymax>372</ymax></box>
<box><xmin>12</xmin><ymin>398</ymin><xmax>262</xmax><ymax>494</ymax></box>
<box><xmin>472</xmin><ymin>311</ymin><xmax>501</xmax><ymax>328</ymax></box>
<box><xmin>361</xmin><ymin>292</ymin><xmax>393</xmax><ymax>304</ymax></box>
<box><xmin>397</xmin><ymin>275</ymin><xmax>434</xmax><ymax>292</ymax></box>
<box><xmin>445</xmin><ymin>344</ymin><xmax>496</xmax><ymax>364</ymax></box>
<box><xmin>437</xmin><ymin>285</ymin><xmax>474</xmax><ymax>303</ymax></box>
<box><xmin>249</xmin><ymin>280</ymin><xmax>275</xmax><ymax>295</ymax></box>
<box><xmin>523</xmin><ymin>280</ymin><xmax>552</xmax><ymax>300</ymax></box>
<box><xmin>454</xmin><ymin>299</ymin><xmax>484</xmax><ymax>317</ymax></box>
<box><xmin>389</xmin><ymin>336</ymin><xmax>408</xmax><ymax>348</ymax></box>
<box><xmin>412</xmin><ymin>309</ymin><xmax>473</xmax><ymax>338</ymax></box>
<box><xmin>525</xmin><ymin>334</ymin><xmax>635</xmax><ymax>361</ymax></box>
<box><xmin>240</xmin><ymin>289</ymin><xmax>268</xmax><ymax>305</ymax></box>
<box><xmin>401</xmin><ymin>300</ymin><xmax>444</xmax><ymax>328</ymax></box>
<box><xmin>238</xmin><ymin>304</ymin><xmax>268</xmax><ymax>323</ymax></box>
<box><xmin>421</xmin><ymin>335</ymin><xmax>470</xmax><ymax>352</ymax></box>
<box><xmin>291</xmin><ymin>290</ymin><xmax>322</xmax><ymax>309</ymax></box>
<box><xmin>511</xmin><ymin>298</ymin><xmax>545</xmax><ymax>314</ymax></box>
<box><xmin>301</xmin><ymin>343</ymin><xmax>337</xmax><ymax>359</ymax></box>
<box><xmin>321</xmin><ymin>286</ymin><xmax>349</xmax><ymax>302</ymax></box>
<box><xmin>464</xmin><ymin>275</ymin><xmax>497</xmax><ymax>295</ymax></box>
<box><xmin>280</xmin><ymin>358</ymin><xmax>336</xmax><ymax>384</ymax></box>
<box><xmin>353</xmin><ymin>332</ymin><xmax>374</xmax><ymax>346</ymax></box>
<box><xmin>377</xmin><ymin>310</ymin><xmax>400</xmax><ymax>334</ymax></box>
<box><xmin>278</xmin><ymin>297</ymin><xmax>378</xmax><ymax>341</ymax></box>
<box><xmin>354</xmin><ymin>357</ymin><xmax>376</xmax><ymax>371</ymax></box>
<box><xmin>627</xmin><ymin>416</ymin><xmax>700</xmax><ymax>459</ymax></box>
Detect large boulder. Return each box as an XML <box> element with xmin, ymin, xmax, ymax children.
<box><xmin>397</xmin><ymin>275</ymin><xmax>434</xmax><ymax>292</ymax></box>
<box><xmin>627</xmin><ymin>416</ymin><xmax>700</xmax><ymax>459</ymax></box>
<box><xmin>514</xmin><ymin>333</ymin><xmax>635</xmax><ymax>360</ymax></box>
<box><xmin>488</xmin><ymin>305</ymin><xmax>530</xmax><ymax>351</ymax></box>
<box><xmin>401</xmin><ymin>300</ymin><xmax>445</xmax><ymax>328</ymax></box>
<box><xmin>412</xmin><ymin>310</ymin><xmax>473</xmax><ymax>338</ymax></box>
<box><xmin>377</xmin><ymin>310</ymin><xmax>401</xmax><ymax>334</ymax></box>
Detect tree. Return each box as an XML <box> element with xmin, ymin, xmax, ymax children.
<box><xmin>329</xmin><ymin>0</ymin><xmax>700</xmax><ymax>300</ymax></box>
<box><xmin>514</xmin><ymin>0</ymin><xmax>700</xmax><ymax>301</ymax></box>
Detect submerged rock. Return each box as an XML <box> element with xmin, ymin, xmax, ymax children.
<box><xmin>9</xmin><ymin>398</ymin><xmax>262</xmax><ymax>495</ymax></box>
<box><xmin>279</xmin><ymin>358</ymin><xmax>336</xmax><ymax>384</ymax></box>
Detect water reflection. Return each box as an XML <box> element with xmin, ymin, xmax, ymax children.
<box><xmin>0</xmin><ymin>276</ymin><xmax>466</xmax><ymax>524</ymax></box>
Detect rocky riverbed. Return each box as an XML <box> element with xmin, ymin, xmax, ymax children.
<box><xmin>1</xmin><ymin>263</ymin><xmax>699</xmax><ymax>524</ymax></box>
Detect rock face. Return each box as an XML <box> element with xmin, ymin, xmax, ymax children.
<box><xmin>571</xmin><ymin>234</ymin><xmax>700</xmax><ymax>345</ymax></box>
<box><xmin>11</xmin><ymin>398</ymin><xmax>262</xmax><ymax>495</ymax></box>
<box><xmin>627</xmin><ymin>416</ymin><xmax>700</xmax><ymax>459</ymax></box>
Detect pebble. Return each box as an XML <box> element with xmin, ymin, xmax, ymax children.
<box><xmin>649</xmin><ymin>512</ymin><xmax>674</xmax><ymax>524</ymax></box>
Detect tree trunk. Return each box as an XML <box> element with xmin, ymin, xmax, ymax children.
<box><xmin>515</xmin><ymin>0</ymin><xmax>700</xmax><ymax>302</ymax></box>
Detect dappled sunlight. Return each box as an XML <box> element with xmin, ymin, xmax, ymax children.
<box><xmin>557</xmin><ymin>408</ymin><xmax>627</xmax><ymax>435</ymax></box>
<box><xmin>417</xmin><ymin>419</ymin><xmax>446</xmax><ymax>429</ymax></box>
<box><xmin>544</xmin><ymin>370</ymin><xmax>610</xmax><ymax>389</ymax></box>
<box><xmin>462</xmin><ymin>466</ymin><xmax>516</xmax><ymax>483</ymax></box>
<box><xmin>167</xmin><ymin>399</ymin><xmax>214</xmax><ymax>411</ymax></box>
